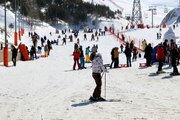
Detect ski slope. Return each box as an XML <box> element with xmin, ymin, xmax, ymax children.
<box><xmin>0</xmin><ymin>1</ymin><xmax>180</xmax><ymax>120</ymax></box>
<box><xmin>0</xmin><ymin>24</ymin><xmax>180</xmax><ymax>119</ymax></box>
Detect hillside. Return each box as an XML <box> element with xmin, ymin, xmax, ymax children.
<box><xmin>83</xmin><ymin>0</ymin><xmax>180</xmax><ymax>25</ymax></box>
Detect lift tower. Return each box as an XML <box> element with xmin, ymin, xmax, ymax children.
<box><xmin>131</xmin><ymin>0</ymin><xmax>143</xmax><ymax>25</ymax></box>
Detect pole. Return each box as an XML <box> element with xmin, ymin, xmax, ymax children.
<box><xmin>104</xmin><ymin>71</ymin><xmax>106</xmax><ymax>98</ymax></box>
<box><xmin>14</xmin><ymin>0</ymin><xmax>18</xmax><ymax>46</ymax></box>
<box><xmin>18</xmin><ymin>0</ymin><xmax>21</xmax><ymax>40</ymax></box>
<box><xmin>149</xmin><ymin>6</ymin><xmax>156</xmax><ymax>28</ymax></box>
<box><xmin>4</xmin><ymin>0</ymin><xmax>8</xmax><ymax>67</ymax></box>
<box><xmin>152</xmin><ymin>10</ymin><xmax>153</xmax><ymax>28</ymax></box>
<box><xmin>5</xmin><ymin>0</ymin><xmax>7</xmax><ymax>46</ymax></box>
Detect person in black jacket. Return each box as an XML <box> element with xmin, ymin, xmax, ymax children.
<box><xmin>79</xmin><ymin>46</ymin><xmax>86</xmax><ymax>69</ymax></box>
<box><xmin>47</xmin><ymin>39</ymin><xmax>52</xmax><ymax>55</ymax></box>
<box><xmin>170</xmin><ymin>43</ymin><xmax>179</xmax><ymax>75</ymax></box>
<box><xmin>144</xmin><ymin>43</ymin><xmax>152</xmax><ymax>67</ymax></box>
<box><xmin>11</xmin><ymin>45</ymin><xmax>18</xmax><ymax>66</ymax></box>
<box><xmin>124</xmin><ymin>43</ymin><xmax>132</xmax><ymax>67</ymax></box>
<box><xmin>110</xmin><ymin>47</ymin><xmax>115</xmax><ymax>68</ymax></box>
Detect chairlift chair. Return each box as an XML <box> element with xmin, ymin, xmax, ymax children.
<box><xmin>164</xmin><ymin>7</ymin><xmax>168</xmax><ymax>13</ymax></box>
<box><xmin>144</xmin><ymin>12</ymin><xmax>148</xmax><ymax>18</ymax></box>
<box><xmin>153</xmin><ymin>10</ymin><xmax>157</xmax><ymax>15</ymax></box>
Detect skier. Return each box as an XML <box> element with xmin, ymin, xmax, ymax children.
<box><xmin>47</xmin><ymin>39</ymin><xmax>52</xmax><ymax>55</ymax></box>
<box><xmin>85</xmin><ymin>46</ymin><xmax>91</xmax><ymax>63</ymax></box>
<box><xmin>69</xmin><ymin>35</ymin><xmax>73</xmax><ymax>42</ymax></box>
<box><xmin>91</xmin><ymin>34</ymin><xmax>95</xmax><ymax>41</ymax></box>
<box><xmin>90</xmin><ymin>53</ymin><xmax>106</xmax><ymax>101</ymax></box>
<box><xmin>114</xmin><ymin>47</ymin><xmax>120</xmax><ymax>68</ymax></box>
<box><xmin>170</xmin><ymin>42</ymin><xmax>180</xmax><ymax>75</ymax></box>
<box><xmin>130</xmin><ymin>40</ymin><xmax>134</xmax><ymax>50</ymax></box>
<box><xmin>120</xmin><ymin>44</ymin><xmax>124</xmax><ymax>53</ymax></box>
<box><xmin>73</xmin><ymin>48</ymin><xmax>81</xmax><ymax>70</ymax></box>
<box><xmin>124</xmin><ymin>43</ymin><xmax>132</xmax><ymax>67</ymax></box>
<box><xmin>132</xmin><ymin>47</ymin><xmax>138</xmax><ymax>61</ymax></box>
<box><xmin>84</xmin><ymin>34</ymin><xmax>87</xmax><ymax>40</ymax></box>
<box><xmin>44</xmin><ymin>44</ymin><xmax>49</xmax><ymax>57</ymax></box>
<box><xmin>121</xmin><ymin>34</ymin><xmax>125</xmax><ymax>41</ymax></box>
<box><xmin>163</xmin><ymin>40</ymin><xmax>169</xmax><ymax>64</ymax></box>
<box><xmin>30</xmin><ymin>45</ymin><xmax>37</xmax><ymax>60</ymax></box>
<box><xmin>144</xmin><ymin>43</ymin><xmax>152</xmax><ymax>67</ymax></box>
<box><xmin>41</xmin><ymin>37</ymin><xmax>44</xmax><ymax>47</ymax></box>
<box><xmin>110</xmin><ymin>47</ymin><xmax>115</xmax><ymax>68</ymax></box>
<box><xmin>79</xmin><ymin>46</ymin><xmax>86</xmax><ymax>69</ymax></box>
<box><xmin>156</xmin><ymin>43</ymin><xmax>165</xmax><ymax>74</ymax></box>
<box><xmin>62</xmin><ymin>37</ymin><xmax>66</xmax><ymax>45</ymax></box>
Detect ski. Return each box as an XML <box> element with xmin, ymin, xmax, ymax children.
<box><xmin>82</xmin><ymin>99</ymin><xmax>121</xmax><ymax>103</ymax></box>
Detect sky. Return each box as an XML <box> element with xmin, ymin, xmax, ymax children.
<box><xmin>0</xmin><ymin>1</ymin><xmax>180</xmax><ymax>120</ymax></box>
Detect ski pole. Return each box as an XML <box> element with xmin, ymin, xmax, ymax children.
<box><xmin>104</xmin><ymin>71</ymin><xmax>106</xmax><ymax>98</ymax></box>
<box><xmin>101</xmin><ymin>71</ymin><xmax>104</xmax><ymax>78</ymax></box>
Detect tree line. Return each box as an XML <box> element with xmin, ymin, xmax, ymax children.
<box><xmin>1</xmin><ymin>0</ymin><xmax>115</xmax><ymax>25</ymax></box>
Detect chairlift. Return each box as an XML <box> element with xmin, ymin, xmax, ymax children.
<box><xmin>164</xmin><ymin>7</ymin><xmax>168</xmax><ymax>13</ymax></box>
<box><xmin>153</xmin><ymin>10</ymin><xmax>157</xmax><ymax>15</ymax></box>
<box><xmin>144</xmin><ymin>12</ymin><xmax>148</xmax><ymax>18</ymax></box>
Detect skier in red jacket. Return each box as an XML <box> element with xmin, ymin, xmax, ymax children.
<box><xmin>156</xmin><ymin>43</ymin><xmax>165</xmax><ymax>74</ymax></box>
<box><xmin>73</xmin><ymin>49</ymin><xmax>81</xmax><ymax>70</ymax></box>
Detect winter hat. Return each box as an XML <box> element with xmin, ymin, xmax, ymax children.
<box><xmin>96</xmin><ymin>53</ymin><xmax>102</xmax><ymax>58</ymax></box>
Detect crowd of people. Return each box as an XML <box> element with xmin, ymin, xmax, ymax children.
<box><xmin>8</xmin><ymin>26</ymin><xmax>180</xmax><ymax>102</ymax></box>
<box><xmin>9</xmin><ymin>25</ymin><xmax>180</xmax><ymax>77</ymax></box>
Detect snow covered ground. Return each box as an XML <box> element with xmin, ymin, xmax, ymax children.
<box><xmin>0</xmin><ymin>24</ymin><xmax>180</xmax><ymax>120</ymax></box>
<box><xmin>0</xmin><ymin>1</ymin><xmax>180</xmax><ymax>120</ymax></box>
